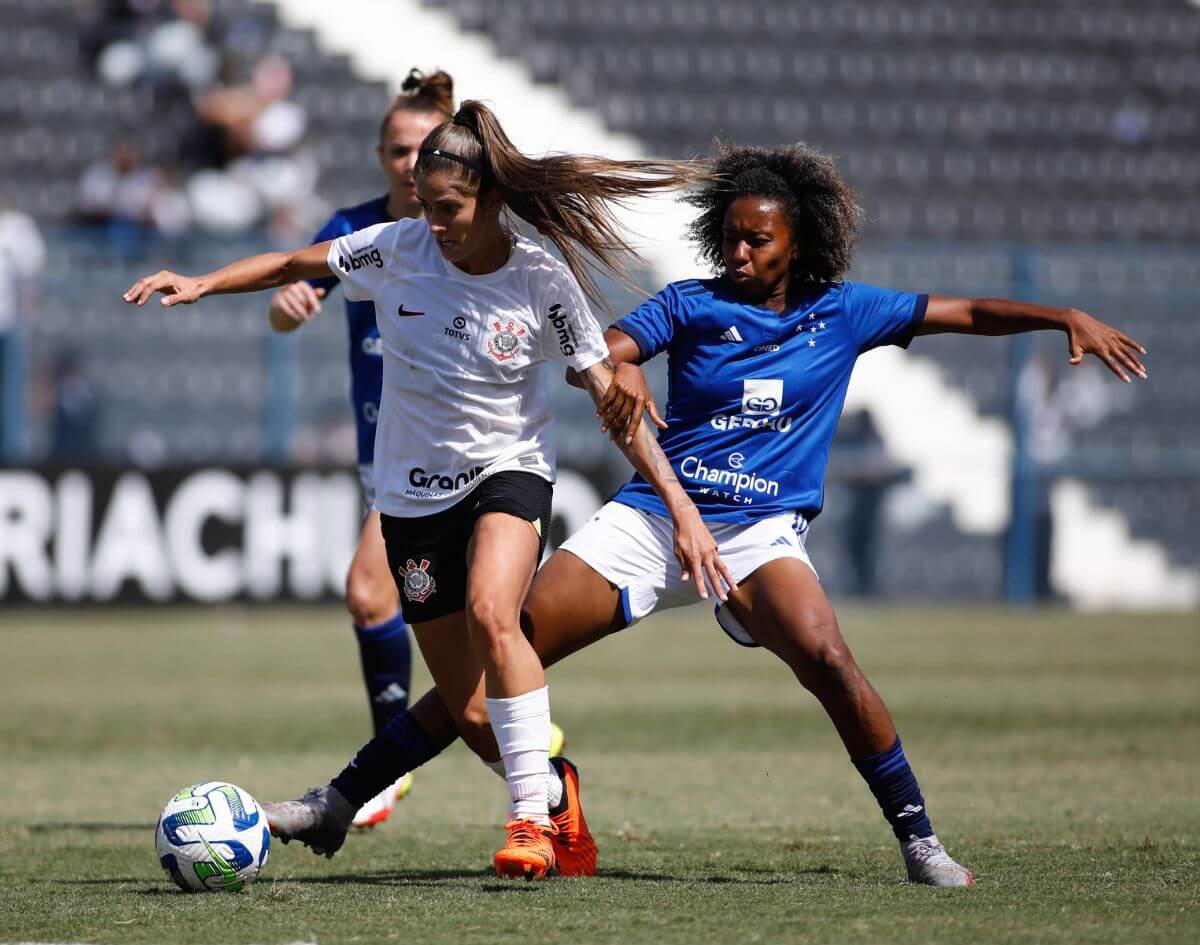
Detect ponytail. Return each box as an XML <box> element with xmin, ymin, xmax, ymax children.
<box><xmin>415</xmin><ymin>100</ymin><xmax>711</xmax><ymax>308</ymax></box>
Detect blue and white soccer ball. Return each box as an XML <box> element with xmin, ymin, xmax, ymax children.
<box><xmin>155</xmin><ymin>781</ymin><xmax>270</xmax><ymax>892</ymax></box>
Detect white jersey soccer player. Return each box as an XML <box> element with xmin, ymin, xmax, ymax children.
<box><xmin>327</xmin><ymin>217</ymin><xmax>605</xmax><ymax>517</ymax></box>
<box><xmin>124</xmin><ymin>99</ymin><xmax>731</xmax><ymax>880</ymax></box>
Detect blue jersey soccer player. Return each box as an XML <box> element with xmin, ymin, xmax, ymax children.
<box><xmin>258</xmin><ymin>141</ymin><xmax>1147</xmax><ymax>885</ymax></box>
<box><xmin>265</xmin><ymin>70</ymin><xmax>456</xmax><ymax>829</ymax></box>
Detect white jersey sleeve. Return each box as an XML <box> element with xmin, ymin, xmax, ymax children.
<box><xmin>535</xmin><ymin>263</ymin><xmax>609</xmax><ymax>373</ymax></box>
<box><xmin>325</xmin><ymin>222</ymin><xmax>394</xmax><ymax>302</ymax></box>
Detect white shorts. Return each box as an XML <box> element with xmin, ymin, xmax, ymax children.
<box><xmin>559</xmin><ymin>500</ymin><xmax>816</xmax><ymax>647</ymax></box>
<box><xmin>358</xmin><ymin>464</ymin><xmax>376</xmax><ymax>510</ymax></box>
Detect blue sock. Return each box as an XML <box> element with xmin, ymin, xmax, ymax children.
<box><xmin>330</xmin><ymin>710</ymin><xmax>444</xmax><ymax>808</ymax></box>
<box><xmin>852</xmin><ymin>737</ymin><xmax>935</xmax><ymax>841</ymax></box>
<box><xmin>354</xmin><ymin>613</ymin><xmax>412</xmax><ymax>734</ymax></box>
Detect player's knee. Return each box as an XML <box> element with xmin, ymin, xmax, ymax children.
<box><xmin>782</xmin><ymin>615</ymin><xmax>857</xmax><ymax>690</ymax></box>
<box><xmin>344</xmin><ymin>566</ymin><xmax>396</xmax><ymax>627</ymax></box>
<box><xmin>465</xmin><ymin>597</ymin><xmax>520</xmax><ymax>657</ymax></box>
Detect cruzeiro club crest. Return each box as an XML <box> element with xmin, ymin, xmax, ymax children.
<box><xmin>400</xmin><ymin>558</ymin><xmax>436</xmax><ymax>603</ymax></box>
<box><xmin>487</xmin><ymin>319</ymin><xmax>527</xmax><ymax>362</ymax></box>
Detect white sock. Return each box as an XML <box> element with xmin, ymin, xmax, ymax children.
<box><xmin>485</xmin><ymin>686</ymin><xmax>553</xmax><ymax>825</ymax></box>
<box><xmin>482</xmin><ymin>757</ymin><xmax>563</xmax><ymax>810</ymax></box>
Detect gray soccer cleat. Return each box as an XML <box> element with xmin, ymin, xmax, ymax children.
<box><xmin>263</xmin><ymin>786</ymin><xmax>356</xmax><ymax>859</ymax></box>
<box><xmin>901</xmin><ymin>834</ymin><xmax>975</xmax><ymax>887</ymax></box>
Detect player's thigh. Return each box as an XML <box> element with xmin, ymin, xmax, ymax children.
<box><xmin>464</xmin><ymin>512</ymin><xmax>541</xmax><ymax>627</ymax></box>
<box><xmin>724</xmin><ymin>557</ymin><xmax>847</xmax><ymax>666</ymax></box>
<box><xmin>346</xmin><ymin>510</ymin><xmax>399</xmax><ymax>609</ymax></box>
<box><xmin>521</xmin><ymin>548</ymin><xmax>625</xmax><ymax>668</ymax></box>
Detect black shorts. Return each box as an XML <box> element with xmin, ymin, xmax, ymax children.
<box><xmin>380</xmin><ymin>471</ymin><xmax>553</xmax><ymax>625</ymax></box>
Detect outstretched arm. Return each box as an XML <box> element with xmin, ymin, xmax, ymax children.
<box><xmin>919</xmin><ymin>296</ymin><xmax>1148</xmax><ymax>383</ymax></box>
<box><xmin>123</xmin><ymin>241</ymin><xmax>335</xmax><ymax>308</ymax></box>
<box><xmin>576</xmin><ymin>357</ymin><xmax>735</xmax><ymax>602</ymax></box>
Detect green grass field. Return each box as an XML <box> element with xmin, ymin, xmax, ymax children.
<box><xmin>1</xmin><ymin>605</ymin><xmax>1197</xmax><ymax>944</ymax></box>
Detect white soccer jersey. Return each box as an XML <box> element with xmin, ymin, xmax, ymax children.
<box><xmin>326</xmin><ymin>218</ymin><xmax>608</xmax><ymax>518</ymax></box>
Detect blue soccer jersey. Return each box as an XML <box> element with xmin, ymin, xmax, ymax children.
<box><xmin>611</xmin><ymin>278</ymin><xmax>927</xmax><ymax>524</ymax></box>
<box><xmin>308</xmin><ymin>195</ymin><xmax>393</xmax><ymax>465</ymax></box>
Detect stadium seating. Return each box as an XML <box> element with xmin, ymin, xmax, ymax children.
<box><xmin>427</xmin><ymin>0</ymin><xmax>1200</xmax><ymax>242</ymax></box>
<box><xmin>4</xmin><ymin>0</ymin><xmax>1196</xmax><ymax>594</ymax></box>
<box><xmin>417</xmin><ymin>0</ymin><xmax>1200</xmax><ymax>575</ymax></box>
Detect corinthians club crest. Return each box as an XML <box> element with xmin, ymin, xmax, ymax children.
<box><xmin>400</xmin><ymin>558</ymin><xmax>436</xmax><ymax>603</ymax></box>
<box><xmin>487</xmin><ymin>319</ymin><xmax>527</xmax><ymax>362</ymax></box>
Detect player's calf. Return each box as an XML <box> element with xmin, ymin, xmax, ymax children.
<box><xmin>852</xmin><ymin>738</ymin><xmax>975</xmax><ymax>887</ymax></box>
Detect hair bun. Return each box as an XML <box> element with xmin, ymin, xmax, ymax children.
<box><xmin>381</xmin><ymin>68</ymin><xmax>456</xmax><ymax>137</ymax></box>
<box><xmin>400</xmin><ymin>68</ymin><xmax>425</xmax><ymax>93</ymax></box>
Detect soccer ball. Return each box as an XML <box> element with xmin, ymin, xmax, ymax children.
<box><xmin>155</xmin><ymin>781</ymin><xmax>270</xmax><ymax>892</ymax></box>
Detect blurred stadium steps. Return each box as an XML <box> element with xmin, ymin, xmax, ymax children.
<box><xmin>5</xmin><ymin>0</ymin><xmax>1195</xmax><ymax>605</ymax></box>
<box><xmin>277</xmin><ymin>0</ymin><xmax>1198</xmax><ymax>605</ymax></box>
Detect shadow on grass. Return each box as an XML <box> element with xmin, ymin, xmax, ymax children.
<box><xmin>54</xmin><ymin>878</ymin><xmax>164</xmax><ymax>887</ymax></box>
<box><xmin>54</xmin><ymin>865</ymin><xmax>841</xmax><ymax>893</ymax></box>
<box><xmin>260</xmin><ymin>868</ymin><xmax>504</xmax><ymax>889</ymax></box>
<box><xmin>56</xmin><ymin>868</ymin><xmax>492</xmax><ymax>889</ymax></box>
<box><xmin>286</xmin><ymin>867</ymin><xmax>834</xmax><ymax>888</ymax></box>
<box><xmin>598</xmin><ymin>869</ymin><xmax>801</xmax><ymax>886</ymax></box>
<box><xmin>31</xmin><ymin>822</ymin><xmax>151</xmax><ymax>833</ymax></box>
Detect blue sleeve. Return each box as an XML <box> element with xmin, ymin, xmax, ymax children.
<box><xmin>611</xmin><ymin>285</ymin><xmax>682</xmax><ymax>361</ymax></box>
<box><xmin>307</xmin><ymin>213</ymin><xmax>354</xmax><ymax>294</ymax></box>
<box><xmin>842</xmin><ymin>282</ymin><xmax>928</xmax><ymax>352</ymax></box>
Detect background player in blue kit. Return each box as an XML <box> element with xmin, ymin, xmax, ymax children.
<box><xmin>263</xmin><ymin>140</ymin><xmax>1147</xmax><ymax>885</ymax></box>
<box><xmin>264</xmin><ymin>70</ymin><xmax>456</xmax><ymax>829</ymax></box>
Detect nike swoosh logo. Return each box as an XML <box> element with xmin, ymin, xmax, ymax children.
<box><xmin>397</xmin><ymin>305</ymin><xmax>426</xmax><ymax>317</ymax></box>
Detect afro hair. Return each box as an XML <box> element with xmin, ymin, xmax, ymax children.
<box><xmin>686</xmin><ymin>141</ymin><xmax>862</xmax><ymax>284</ymax></box>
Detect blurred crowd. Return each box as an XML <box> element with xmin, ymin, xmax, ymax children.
<box><xmin>73</xmin><ymin>0</ymin><xmax>317</xmax><ymax>248</ymax></box>
<box><xmin>0</xmin><ymin>194</ymin><xmax>102</xmax><ymax>463</ymax></box>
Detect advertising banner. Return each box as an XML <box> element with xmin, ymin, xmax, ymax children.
<box><xmin>0</xmin><ymin>466</ymin><xmax>604</xmax><ymax>605</ymax></box>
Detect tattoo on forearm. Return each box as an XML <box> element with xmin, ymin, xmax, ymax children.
<box><xmin>580</xmin><ymin>363</ymin><xmax>693</xmax><ymax>510</ymax></box>
<box><xmin>630</xmin><ymin>418</ymin><xmax>691</xmax><ymax>506</ymax></box>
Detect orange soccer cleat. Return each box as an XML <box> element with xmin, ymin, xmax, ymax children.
<box><xmin>548</xmin><ymin>756</ymin><xmax>597</xmax><ymax>877</ymax></box>
<box><xmin>493</xmin><ymin>819</ymin><xmax>556</xmax><ymax>880</ymax></box>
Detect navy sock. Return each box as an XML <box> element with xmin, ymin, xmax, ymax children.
<box><xmin>331</xmin><ymin>709</ymin><xmax>444</xmax><ymax>808</ymax></box>
<box><xmin>354</xmin><ymin>613</ymin><xmax>412</xmax><ymax>734</ymax></box>
<box><xmin>852</xmin><ymin>737</ymin><xmax>935</xmax><ymax>841</ymax></box>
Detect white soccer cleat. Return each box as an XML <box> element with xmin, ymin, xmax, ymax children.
<box><xmin>263</xmin><ymin>785</ymin><xmax>356</xmax><ymax>858</ymax></box>
<box><xmin>901</xmin><ymin>834</ymin><xmax>975</xmax><ymax>887</ymax></box>
<box><xmin>351</xmin><ymin>772</ymin><xmax>414</xmax><ymax>829</ymax></box>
